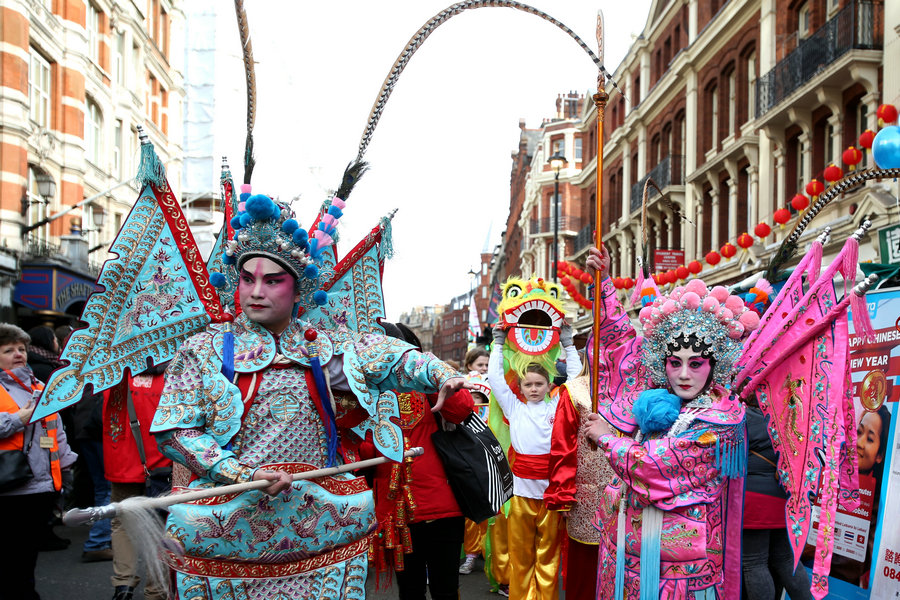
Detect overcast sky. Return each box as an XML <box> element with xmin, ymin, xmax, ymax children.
<box><xmin>237</xmin><ymin>0</ymin><xmax>652</xmax><ymax>320</ymax></box>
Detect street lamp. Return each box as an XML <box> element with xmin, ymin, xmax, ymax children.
<box><xmin>35</xmin><ymin>172</ymin><xmax>57</xmax><ymax>201</ymax></box>
<box><xmin>548</xmin><ymin>151</ymin><xmax>568</xmax><ymax>282</ymax></box>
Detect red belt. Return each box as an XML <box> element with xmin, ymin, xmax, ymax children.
<box><xmin>512</xmin><ymin>452</ymin><xmax>550</xmax><ymax>479</ymax></box>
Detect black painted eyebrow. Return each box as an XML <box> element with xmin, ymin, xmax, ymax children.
<box><xmin>239</xmin><ymin>268</ymin><xmax>289</xmax><ymax>280</ymax></box>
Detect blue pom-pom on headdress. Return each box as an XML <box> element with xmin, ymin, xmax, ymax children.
<box><xmin>313</xmin><ymin>290</ymin><xmax>328</xmax><ymax>306</ymax></box>
<box><xmin>633</xmin><ymin>389</ymin><xmax>681</xmax><ymax>435</ymax></box>
<box><xmin>245</xmin><ymin>194</ymin><xmax>277</xmax><ymax>220</ymax></box>
<box><xmin>239</xmin><ymin>213</ymin><xmax>252</xmax><ymax>227</ymax></box>
<box><xmin>304</xmin><ymin>264</ymin><xmax>319</xmax><ymax>280</ymax></box>
<box><xmin>209</xmin><ymin>272</ymin><xmax>227</xmax><ymax>288</ymax></box>
<box><xmin>282</xmin><ymin>219</ymin><xmax>299</xmax><ymax>234</ymax></box>
<box><xmin>271</xmin><ymin>203</ymin><xmax>282</xmax><ymax>220</ymax></box>
<box><xmin>292</xmin><ymin>228</ymin><xmax>308</xmax><ymax>244</ymax></box>
<box><xmin>230</xmin><ymin>215</ymin><xmax>243</xmax><ymax>230</ymax></box>
<box><xmin>223</xmin><ymin>253</ymin><xmax>236</xmax><ymax>265</ymax></box>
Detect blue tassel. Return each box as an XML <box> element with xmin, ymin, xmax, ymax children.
<box><xmin>136</xmin><ymin>132</ymin><xmax>166</xmax><ymax>188</ymax></box>
<box><xmin>222</xmin><ymin>323</ymin><xmax>235</xmax><ymax>383</ymax></box>
<box><xmin>640</xmin><ymin>507</ymin><xmax>663</xmax><ymax>600</ymax></box>
<box><xmin>379</xmin><ymin>216</ymin><xmax>394</xmax><ymax>260</ymax></box>
<box><xmin>309</xmin><ymin>354</ymin><xmax>339</xmax><ymax>467</ymax></box>
<box><xmin>614</xmin><ymin>505</ymin><xmax>626</xmax><ymax>600</ymax></box>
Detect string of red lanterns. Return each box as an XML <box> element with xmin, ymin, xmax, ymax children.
<box><xmin>569</xmin><ymin>103</ymin><xmax>897</xmax><ymax>290</ymax></box>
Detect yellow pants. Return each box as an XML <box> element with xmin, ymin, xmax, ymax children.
<box><xmin>507</xmin><ymin>495</ymin><xmax>560</xmax><ymax>600</ymax></box>
<box><xmin>489</xmin><ymin>510</ymin><xmax>510</xmax><ymax>585</ymax></box>
<box><xmin>463</xmin><ymin>518</ymin><xmax>488</xmax><ymax>556</ymax></box>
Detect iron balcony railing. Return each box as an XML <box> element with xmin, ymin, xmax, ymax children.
<box><xmin>630</xmin><ymin>154</ymin><xmax>685</xmax><ymax>213</ymax></box>
<box><xmin>756</xmin><ymin>0</ymin><xmax>882</xmax><ymax>118</ymax></box>
<box><xmin>574</xmin><ymin>223</ymin><xmax>593</xmax><ymax>253</ymax></box>
<box><xmin>529</xmin><ymin>216</ymin><xmax>581</xmax><ymax>235</ymax></box>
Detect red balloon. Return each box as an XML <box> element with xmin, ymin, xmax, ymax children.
<box><xmin>773</xmin><ymin>208</ymin><xmax>791</xmax><ymax>226</ymax></box>
<box><xmin>721</xmin><ymin>243</ymin><xmax>737</xmax><ymax>259</ymax></box>
<box><xmin>688</xmin><ymin>260</ymin><xmax>702</xmax><ymax>274</ymax></box>
<box><xmin>877</xmin><ymin>103</ymin><xmax>898</xmax><ymax>124</ymax></box>
<box><xmin>859</xmin><ymin>129</ymin><xmax>875</xmax><ymax>150</ymax></box>
<box><xmin>791</xmin><ymin>193</ymin><xmax>809</xmax><ymax>211</ymax></box>
<box><xmin>705</xmin><ymin>251</ymin><xmax>721</xmax><ymax>266</ymax></box>
<box><xmin>675</xmin><ymin>265</ymin><xmax>689</xmax><ymax>280</ymax></box>
<box><xmin>805</xmin><ymin>179</ymin><xmax>824</xmax><ymax>197</ymax></box>
<box><xmin>754</xmin><ymin>222</ymin><xmax>772</xmax><ymax>238</ymax></box>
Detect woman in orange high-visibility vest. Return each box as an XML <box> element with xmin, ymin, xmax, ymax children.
<box><xmin>0</xmin><ymin>324</ymin><xmax>78</xmax><ymax>599</ymax></box>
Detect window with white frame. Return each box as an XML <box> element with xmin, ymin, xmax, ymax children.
<box><xmin>113</xmin><ymin>119</ymin><xmax>123</xmax><ymax>177</ymax></box>
<box><xmin>747</xmin><ymin>52</ymin><xmax>757</xmax><ymax>121</ymax></box>
<box><xmin>86</xmin><ymin>2</ymin><xmax>100</xmax><ymax>64</ymax></box>
<box><xmin>727</xmin><ymin>71</ymin><xmax>736</xmax><ymax>135</ymax></box>
<box><xmin>796</xmin><ymin>138</ymin><xmax>806</xmax><ymax>191</ymax></box>
<box><xmin>710</xmin><ymin>86</ymin><xmax>719</xmax><ymax>150</ymax></box>
<box><xmin>574</xmin><ymin>137</ymin><xmax>583</xmax><ymax>160</ymax></box>
<box><xmin>85</xmin><ymin>98</ymin><xmax>102</xmax><ymax>165</ymax></box>
<box><xmin>114</xmin><ymin>32</ymin><xmax>125</xmax><ymax>85</ymax></box>
<box><xmin>29</xmin><ymin>50</ymin><xmax>51</xmax><ymax>127</ymax></box>
<box><xmin>551</xmin><ymin>139</ymin><xmax>563</xmax><ymax>157</ymax></box>
<box><xmin>857</xmin><ymin>103</ymin><xmax>869</xmax><ymax>138</ymax></box>
<box><xmin>825</xmin><ymin>121</ymin><xmax>836</xmax><ymax>165</ymax></box>
<box><xmin>26</xmin><ymin>166</ymin><xmax>50</xmax><ymax>242</ymax></box>
<box><xmin>798</xmin><ymin>3</ymin><xmax>810</xmax><ymax>39</ymax></box>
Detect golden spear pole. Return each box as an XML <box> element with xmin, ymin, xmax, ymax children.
<box><xmin>591</xmin><ymin>11</ymin><xmax>608</xmax><ymax>414</ymax></box>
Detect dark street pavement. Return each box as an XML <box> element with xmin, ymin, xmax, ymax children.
<box><xmin>35</xmin><ymin>524</ymin><xmax>505</xmax><ymax>599</ymax></box>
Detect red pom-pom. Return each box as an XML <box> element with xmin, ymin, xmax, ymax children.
<box><xmin>823</xmin><ymin>163</ymin><xmax>843</xmax><ymax>183</ymax></box>
<box><xmin>688</xmin><ymin>260</ymin><xmax>703</xmax><ymax>274</ymax></box>
<box><xmin>791</xmin><ymin>193</ymin><xmax>809</xmax><ymax>211</ymax></box>
<box><xmin>675</xmin><ymin>265</ymin><xmax>689</xmax><ymax>280</ymax></box>
<box><xmin>805</xmin><ymin>179</ymin><xmax>824</xmax><ymax>197</ymax></box>
<box><xmin>219</xmin><ymin>313</ymin><xmax>235</xmax><ymax>323</ymax></box>
<box><xmin>304</xmin><ymin>329</ymin><xmax>318</xmax><ymax>342</ymax></box>
<box><xmin>859</xmin><ymin>129</ymin><xmax>875</xmax><ymax>150</ymax></box>
<box><xmin>773</xmin><ymin>208</ymin><xmax>791</xmax><ymax>226</ymax></box>
<box><xmin>720</xmin><ymin>243</ymin><xmax>737</xmax><ymax>259</ymax></box>
<box><xmin>877</xmin><ymin>103</ymin><xmax>898</xmax><ymax>124</ymax></box>
<box><xmin>705</xmin><ymin>251</ymin><xmax>721</xmax><ymax>266</ymax></box>
<box><xmin>737</xmin><ymin>232</ymin><xmax>754</xmax><ymax>249</ymax></box>
<box><xmin>754</xmin><ymin>222</ymin><xmax>772</xmax><ymax>238</ymax></box>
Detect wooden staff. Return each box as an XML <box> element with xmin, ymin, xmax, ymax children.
<box><xmin>591</xmin><ymin>10</ymin><xmax>608</xmax><ymax>414</ymax></box>
<box><xmin>63</xmin><ymin>447</ymin><xmax>425</xmax><ymax>526</ymax></box>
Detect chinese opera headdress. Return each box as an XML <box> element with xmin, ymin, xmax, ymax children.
<box><xmin>636</xmin><ymin>278</ymin><xmax>761</xmax><ymax>388</ymax></box>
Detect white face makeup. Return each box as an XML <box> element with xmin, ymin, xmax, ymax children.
<box><xmin>665</xmin><ymin>347</ymin><xmax>712</xmax><ymax>401</ymax></box>
<box><xmin>238</xmin><ymin>257</ymin><xmax>301</xmax><ymax>335</ymax></box>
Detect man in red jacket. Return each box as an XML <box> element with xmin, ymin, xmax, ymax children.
<box><xmin>102</xmin><ymin>363</ymin><xmax>172</xmax><ymax>600</ymax></box>
<box><xmin>361</xmin><ymin>322</ymin><xmax>475</xmax><ymax>600</ymax></box>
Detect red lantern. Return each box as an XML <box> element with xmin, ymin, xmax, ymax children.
<box><xmin>705</xmin><ymin>251</ymin><xmax>721</xmax><ymax>266</ymax></box>
<box><xmin>823</xmin><ymin>163</ymin><xmax>843</xmax><ymax>183</ymax></box>
<box><xmin>580</xmin><ymin>272</ymin><xmax>592</xmax><ymax>284</ymax></box>
<box><xmin>688</xmin><ymin>260</ymin><xmax>702</xmax><ymax>274</ymax></box>
<box><xmin>754</xmin><ymin>222</ymin><xmax>772</xmax><ymax>238</ymax></box>
<box><xmin>805</xmin><ymin>179</ymin><xmax>824</xmax><ymax>197</ymax></box>
<box><xmin>842</xmin><ymin>146</ymin><xmax>863</xmax><ymax>170</ymax></box>
<box><xmin>737</xmin><ymin>232</ymin><xmax>754</xmax><ymax>250</ymax></box>
<box><xmin>877</xmin><ymin>103</ymin><xmax>898</xmax><ymax>125</ymax></box>
<box><xmin>560</xmin><ymin>275</ymin><xmax>571</xmax><ymax>287</ymax></box>
<box><xmin>623</xmin><ymin>277</ymin><xmax>634</xmax><ymax>290</ymax></box>
<box><xmin>665</xmin><ymin>270</ymin><xmax>677</xmax><ymax>284</ymax></box>
<box><xmin>859</xmin><ymin>129</ymin><xmax>875</xmax><ymax>150</ymax></box>
<box><xmin>791</xmin><ymin>193</ymin><xmax>809</xmax><ymax>211</ymax></box>
<box><xmin>675</xmin><ymin>265</ymin><xmax>689</xmax><ymax>280</ymax></box>
<box><xmin>773</xmin><ymin>208</ymin><xmax>791</xmax><ymax>228</ymax></box>
<box><xmin>652</xmin><ymin>273</ymin><xmax>661</xmax><ymax>285</ymax></box>
<box><xmin>612</xmin><ymin>277</ymin><xmax>622</xmax><ymax>289</ymax></box>
<box><xmin>721</xmin><ymin>243</ymin><xmax>737</xmax><ymax>260</ymax></box>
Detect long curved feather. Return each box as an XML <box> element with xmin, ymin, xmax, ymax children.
<box><xmin>234</xmin><ymin>0</ymin><xmax>256</xmax><ymax>185</ymax></box>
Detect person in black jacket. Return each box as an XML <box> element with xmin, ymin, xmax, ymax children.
<box><xmin>742</xmin><ymin>395</ymin><xmax>813</xmax><ymax>600</ymax></box>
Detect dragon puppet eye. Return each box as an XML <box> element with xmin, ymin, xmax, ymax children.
<box><xmin>506</xmin><ymin>284</ymin><xmax>522</xmax><ymax>298</ymax></box>
<box><xmin>548</xmin><ymin>287</ymin><xmax>559</xmax><ymax>299</ymax></box>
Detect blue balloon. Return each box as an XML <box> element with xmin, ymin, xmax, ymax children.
<box><xmin>872</xmin><ymin>126</ymin><xmax>900</xmax><ymax>169</ymax></box>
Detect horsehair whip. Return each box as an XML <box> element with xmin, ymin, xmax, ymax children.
<box><xmin>355</xmin><ymin>0</ymin><xmax>622</xmax><ymax>163</ymax></box>
<box><xmin>234</xmin><ymin>0</ymin><xmax>256</xmax><ymax>185</ymax></box>
<box><xmin>63</xmin><ymin>447</ymin><xmax>426</xmax><ymax>526</ymax></box>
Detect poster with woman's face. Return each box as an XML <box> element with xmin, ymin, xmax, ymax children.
<box><xmin>843</xmin><ymin>289</ymin><xmax>899</xmax><ymax>600</ymax></box>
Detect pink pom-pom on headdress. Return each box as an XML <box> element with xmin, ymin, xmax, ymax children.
<box><xmin>710</xmin><ymin>286</ymin><xmax>729</xmax><ymax>302</ymax></box>
<box><xmin>241</xmin><ymin>184</ymin><xmax>252</xmax><ymax>194</ymax></box>
<box><xmin>702</xmin><ymin>296</ymin><xmax>720</xmax><ymax>313</ymax></box>
<box><xmin>661</xmin><ymin>300</ymin><xmax>679</xmax><ymax>315</ymax></box>
<box><xmin>724</xmin><ymin>295</ymin><xmax>745</xmax><ymax>313</ymax></box>
<box><xmin>682</xmin><ymin>291</ymin><xmax>702</xmax><ymax>310</ymax></box>
<box><xmin>685</xmin><ymin>279</ymin><xmax>708</xmax><ymax>297</ymax></box>
<box><xmin>739</xmin><ymin>310</ymin><xmax>760</xmax><ymax>332</ymax></box>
